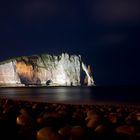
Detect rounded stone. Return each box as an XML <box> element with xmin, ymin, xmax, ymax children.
<box><xmin>116</xmin><ymin>125</ymin><xmax>135</xmax><ymax>135</ymax></box>
<box><xmin>58</xmin><ymin>125</ymin><xmax>72</xmax><ymax>137</ymax></box>
<box><xmin>16</xmin><ymin>114</ymin><xmax>31</xmax><ymax>126</ymax></box>
<box><xmin>108</xmin><ymin>113</ymin><xmax>118</xmax><ymax>123</ymax></box>
<box><xmin>94</xmin><ymin>124</ymin><xmax>107</xmax><ymax>134</ymax></box>
<box><xmin>36</xmin><ymin>117</ymin><xmax>44</xmax><ymax>125</ymax></box>
<box><xmin>136</xmin><ymin>113</ymin><xmax>140</xmax><ymax>121</ymax></box>
<box><xmin>85</xmin><ymin>113</ymin><xmax>100</xmax><ymax>128</ymax></box>
<box><xmin>70</xmin><ymin>126</ymin><xmax>85</xmax><ymax>139</ymax></box>
<box><xmin>37</xmin><ymin>127</ymin><xmax>60</xmax><ymax>140</ymax></box>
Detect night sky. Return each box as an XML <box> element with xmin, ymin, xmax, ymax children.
<box><xmin>0</xmin><ymin>0</ymin><xmax>140</xmax><ymax>86</ymax></box>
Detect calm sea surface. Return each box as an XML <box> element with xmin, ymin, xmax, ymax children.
<box><xmin>0</xmin><ymin>86</ymin><xmax>140</xmax><ymax>106</ymax></box>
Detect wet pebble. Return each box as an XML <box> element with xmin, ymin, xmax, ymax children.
<box><xmin>116</xmin><ymin>125</ymin><xmax>135</xmax><ymax>135</ymax></box>
<box><xmin>94</xmin><ymin>124</ymin><xmax>107</xmax><ymax>134</ymax></box>
<box><xmin>58</xmin><ymin>125</ymin><xmax>72</xmax><ymax>137</ymax></box>
<box><xmin>37</xmin><ymin>127</ymin><xmax>60</xmax><ymax>140</ymax></box>
<box><xmin>70</xmin><ymin>126</ymin><xmax>86</xmax><ymax>140</ymax></box>
<box><xmin>85</xmin><ymin>111</ymin><xmax>101</xmax><ymax>128</ymax></box>
<box><xmin>0</xmin><ymin>98</ymin><xmax>140</xmax><ymax>140</ymax></box>
<box><xmin>16</xmin><ymin>114</ymin><xmax>32</xmax><ymax>126</ymax></box>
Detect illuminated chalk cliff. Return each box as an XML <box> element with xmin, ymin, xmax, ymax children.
<box><xmin>0</xmin><ymin>53</ymin><xmax>95</xmax><ymax>86</ymax></box>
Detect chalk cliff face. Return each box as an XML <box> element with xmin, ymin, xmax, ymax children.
<box><xmin>0</xmin><ymin>53</ymin><xmax>94</xmax><ymax>86</ymax></box>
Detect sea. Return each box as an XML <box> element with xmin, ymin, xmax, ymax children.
<box><xmin>0</xmin><ymin>86</ymin><xmax>140</xmax><ymax>106</ymax></box>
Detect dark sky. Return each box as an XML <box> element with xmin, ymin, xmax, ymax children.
<box><xmin>0</xmin><ymin>0</ymin><xmax>140</xmax><ymax>86</ymax></box>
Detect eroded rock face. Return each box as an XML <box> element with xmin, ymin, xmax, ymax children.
<box><xmin>0</xmin><ymin>61</ymin><xmax>21</xmax><ymax>84</ymax></box>
<box><xmin>0</xmin><ymin>53</ymin><xmax>94</xmax><ymax>86</ymax></box>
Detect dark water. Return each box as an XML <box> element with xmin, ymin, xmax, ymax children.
<box><xmin>0</xmin><ymin>86</ymin><xmax>140</xmax><ymax>106</ymax></box>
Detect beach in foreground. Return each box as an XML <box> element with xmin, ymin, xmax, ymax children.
<box><xmin>0</xmin><ymin>86</ymin><xmax>140</xmax><ymax>139</ymax></box>
<box><xmin>0</xmin><ymin>97</ymin><xmax>140</xmax><ymax>140</ymax></box>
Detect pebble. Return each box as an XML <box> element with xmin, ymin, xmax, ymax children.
<box><xmin>94</xmin><ymin>124</ymin><xmax>107</xmax><ymax>134</ymax></box>
<box><xmin>0</xmin><ymin>98</ymin><xmax>140</xmax><ymax>140</ymax></box>
<box><xmin>85</xmin><ymin>111</ymin><xmax>101</xmax><ymax>128</ymax></box>
<box><xmin>116</xmin><ymin>125</ymin><xmax>135</xmax><ymax>135</ymax></box>
<box><xmin>58</xmin><ymin>125</ymin><xmax>72</xmax><ymax>137</ymax></box>
<box><xmin>37</xmin><ymin>127</ymin><xmax>60</xmax><ymax>140</ymax></box>
<box><xmin>70</xmin><ymin>126</ymin><xmax>85</xmax><ymax>139</ymax></box>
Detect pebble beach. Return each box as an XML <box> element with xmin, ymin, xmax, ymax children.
<box><xmin>0</xmin><ymin>98</ymin><xmax>140</xmax><ymax>140</ymax></box>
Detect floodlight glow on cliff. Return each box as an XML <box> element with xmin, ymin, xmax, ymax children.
<box><xmin>55</xmin><ymin>65</ymin><xmax>67</xmax><ymax>85</ymax></box>
<box><xmin>0</xmin><ymin>53</ymin><xmax>95</xmax><ymax>87</ymax></box>
<box><xmin>82</xmin><ymin>62</ymin><xmax>94</xmax><ymax>86</ymax></box>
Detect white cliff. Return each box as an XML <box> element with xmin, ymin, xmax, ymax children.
<box><xmin>82</xmin><ymin>62</ymin><xmax>94</xmax><ymax>86</ymax></box>
<box><xmin>0</xmin><ymin>53</ymin><xmax>95</xmax><ymax>86</ymax></box>
<box><xmin>0</xmin><ymin>61</ymin><xmax>21</xmax><ymax>85</ymax></box>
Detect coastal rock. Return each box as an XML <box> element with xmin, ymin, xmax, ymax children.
<box><xmin>0</xmin><ymin>53</ymin><xmax>95</xmax><ymax>86</ymax></box>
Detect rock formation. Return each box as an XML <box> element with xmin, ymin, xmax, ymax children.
<box><xmin>0</xmin><ymin>53</ymin><xmax>95</xmax><ymax>87</ymax></box>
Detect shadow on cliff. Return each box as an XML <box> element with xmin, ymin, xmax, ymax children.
<box><xmin>18</xmin><ymin>74</ymin><xmax>41</xmax><ymax>86</ymax></box>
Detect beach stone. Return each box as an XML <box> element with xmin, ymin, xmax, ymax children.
<box><xmin>136</xmin><ymin>113</ymin><xmax>140</xmax><ymax>121</ymax></box>
<box><xmin>43</xmin><ymin>112</ymin><xmax>60</xmax><ymax>119</ymax></box>
<box><xmin>58</xmin><ymin>125</ymin><xmax>72</xmax><ymax>137</ymax></box>
<box><xmin>116</xmin><ymin>125</ymin><xmax>135</xmax><ymax>135</ymax></box>
<box><xmin>57</xmin><ymin>110</ymin><xmax>67</xmax><ymax>117</ymax></box>
<box><xmin>85</xmin><ymin>111</ymin><xmax>100</xmax><ymax>128</ymax></box>
<box><xmin>32</xmin><ymin>103</ymin><xmax>44</xmax><ymax>114</ymax></box>
<box><xmin>17</xmin><ymin>127</ymin><xmax>36</xmax><ymax>140</ymax></box>
<box><xmin>86</xmin><ymin>110</ymin><xmax>96</xmax><ymax>118</ymax></box>
<box><xmin>108</xmin><ymin>113</ymin><xmax>118</xmax><ymax>123</ymax></box>
<box><xmin>16</xmin><ymin>114</ymin><xmax>32</xmax><ymax>126</ymax></box>
<box><xmin>125</xmin><ymin>115</ymin><xmax>135</xmax><ymax>125</ymax></box>
<box><xmin>2</xmin><ymin>105</ymin><xmax>15</xmax><ymax>114</ymax></box>
<box><xmin>37</xmin><ymin>127</ymin><xmax>60</xmax><ymax>140</ymax></box>
<box><xmin>94</xmin><ymin>124</ymin><xmax>107</xmax><ymax>134</ymax></box>
<box><xmin>70</xmin><ymin>126</ymin><xmax>85</xmax><ymax>140</ymax></box>
<box><xmin>86</xmin><ymin>118</ymin><xmax>100</xmax><ymax>128</ymax></box>
<box><xmin>36</xmin><ymin>116</ymin><xmax>45</xmax><ymax>125</ymax></box>
<box><xmin>19</xmin><ymin>108</ymin><xmax>27</xmax><ymax>114</ymax></box>
<box><xmin>1</xmin><ymin>98</ymin><xmax>140</xmax><ymax>140</ymax></box>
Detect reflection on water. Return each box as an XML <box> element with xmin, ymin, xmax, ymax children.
<box><xmin>0</xmin><ymin>86</ymin><xmax>140</xmax><ymax>105</ymax></box>
<box><xmin>0</xmin><ymin>87</ymin><xmax>93</xmax><ymax>103</ymax></box>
